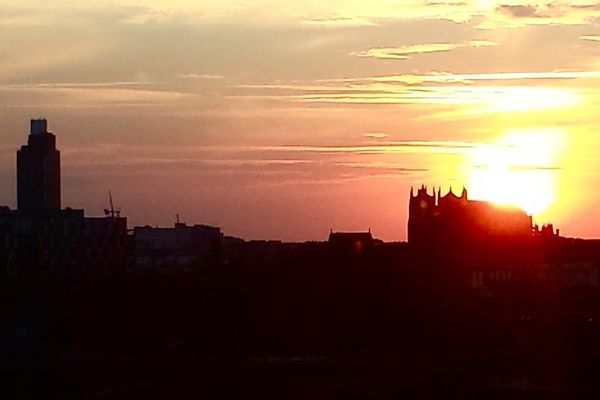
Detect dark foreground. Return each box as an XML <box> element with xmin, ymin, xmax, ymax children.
<box><xmin>3</xmin><ymin>246</ymin><xmax>600</xmax><ymax>399</ymax></box>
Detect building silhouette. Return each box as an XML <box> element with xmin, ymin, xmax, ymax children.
<box><xmin>408</xmin><ymin>185</ymin><xmax>533</xmax><ymax>252</ymax></box>
<box><xmin>328</xmin><ymin>230</ymin><xmax>374</xmax><ymax>255</ymax></box>
<box><xmin>134</xmin><ymin>219</ymin><xmax>222</xmax><ymax>267</ymax></box>
<box><xmin>17</xmin><ymin>119</ymin><xmax>61</xmax><ymax>215</ymax></box>
<box><xmin>0</xmin><ymin>119</ymin><xmax>131</xmax><ymax>273</ymax></box>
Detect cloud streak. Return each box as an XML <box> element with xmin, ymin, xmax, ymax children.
<box><xmin>353</xmin><ymin>39</ymin><xmax>497</xmax><ymax>60</ymax></box>
<box><xmin>175</xmin><ymin>73</ymin><xmax>225</xmax><ymax>80</ymax></box>
<box><xmin>293</xmin><ymin>85</ymin><xmax>581</xmax><ymax>114</ymax></box>
<box><xmin>372</xmin><ymin>70</ymin><xmax>600</xmax><ymax>84</ymax></box>
<box><xmin>3</xmin><ymin>1</ymin><xmax>600</xmax><ymax>30</ymax></box>
<box><xmin>480</xmin><ymin>2</ymin><xmax>600</xmax><ymax>28</ymax></box>
<box><xmin>580</xmin><ymin>35</ymin><xmax>600</xmax><ymax>42</ymax></box>
<box><xmin>234</xmin><ymin>69</ymin><xmax>598</xmax><ymax>117</ymax></box>
<box><xmin>0</xmin><ymin>85</ymin><xmax>190</xmax><ymax>109</ymax></box>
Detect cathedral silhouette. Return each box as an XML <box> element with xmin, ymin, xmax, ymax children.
<box><xmin>408</xmin><ymin>185</ymin><xmax>534</xmax><ymax>252</ymax></box>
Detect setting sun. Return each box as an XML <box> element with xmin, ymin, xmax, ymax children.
<box><xmin>465</xmin><ymin>128</ymin><xmax>567</xmax><ymax>216</ymax></box>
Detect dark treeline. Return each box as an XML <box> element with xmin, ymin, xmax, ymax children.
<box><xmin>3</xmin><ymin>243</ymin><xmax>600</xmax><ymax>398</ymax></box>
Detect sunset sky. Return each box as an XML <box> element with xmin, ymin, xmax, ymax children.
<box><xmin>2</xmin><ymin>1</ymin><xmax>600</xmax><ymax>241</ymax></box>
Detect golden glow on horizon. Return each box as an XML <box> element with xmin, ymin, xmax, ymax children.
<box><xmin>295</xmin><ymin>84</ymin><xmax>582</xmax><ymax>116</ymax></box>
<box><xmin>474</xmin><ymin>0</ymin><xmax>496</xmax><ymax>10</ymax></box>
<box><xmin>481</xmin><ymin>87</ymin><xmax>582</xmax><ymax>113</ymax></box>
<box><xmin>466</xmin><ymin>128</ymin><xmax>566</xmax><ymax>216</ymax></box>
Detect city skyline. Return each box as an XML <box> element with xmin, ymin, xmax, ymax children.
<box><xmin>0</xmin><ymin>118</ymin><xmax>564</xmax><ymax>243</ymax></box>
<box><xmin>2</xmin><ymin>1</ymin><xmax>600</xmax><ymax>241</ymax></box>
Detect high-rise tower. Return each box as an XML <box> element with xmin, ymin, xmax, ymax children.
<box><xmin>17</xmin><ymin>119</ymin><xmax>61</xmax><ymax>215</ymax></box>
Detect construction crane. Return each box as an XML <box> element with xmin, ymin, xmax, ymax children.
<box><xmin>104</xmin><ymin>190</ymin><xmax>121</xmax><ymax>218</ymax></box>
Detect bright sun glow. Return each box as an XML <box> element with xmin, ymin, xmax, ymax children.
<box><xmin>482</xmin><ymin>86</ymin><xmax>581</xmax><ymax>113</ymax></box>
<box><xmin>466</xmin><ymin>128</ymin><xmax>567</xmax><ymax>215</ymax></box>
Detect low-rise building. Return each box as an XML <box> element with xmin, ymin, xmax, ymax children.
<box><xmin>134</xmin><ymin>220</ymin><xmax>222</xmax><ymax>267</ymax></box>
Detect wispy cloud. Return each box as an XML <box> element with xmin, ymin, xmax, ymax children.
<box><xmin>61</xmin><ymin>141</ymin><xmax>447</xmax><ymax>188</ymax></box>
<box><xmin>372</xmin><ymin>70</ymin><xmax>600</xmax><ymax>85</ymax></box>
<box><xmin>364</xmin><ymin>132</ymin><xmax>388</xmax><ymax>139</ymax></box>
<box><xmin>496</xmin><ymin>2</ymin><xmax>600</xmax><ymax>20</ymax></box>
<box><xmin>62</xmin><ymin>140</ymin><xmax>481</xmax><ymax>165</ymax></box>
<box><xmin>0</xmin><ymin>81</ymin><xmax>155</xmax><ymax>89</ymax></box>
<box><xmin>175</xmin><ymin>73</ymin><xmax>225</xmax><ymax>80</ymax></box>
<box><xmin>580</xmin><ymin>35</ymin><xmax>600</xmax><ymax>42</ymax></box>
<box><xmin>481</xmin><ymin>2</ymin><xmax>600</xmax><ymax>28</ymax></box>
<box><xmin>496</xmin><ymin>4</ymin><xmax>558</xmax><ymax>19</ymax></box>
<box><xmin>238</xmin><ymin>69</ymin><xmax>599</xmax><ymax>111</ymax></box>
<box><xmin>4</xmin><ymin>0</ymin><xmax>600</xmax><ymax>30</ymax></box>
<box><xmin>295</xmin><ymin>85</ymin><xmax>582</xmax><ymax>114</ymax></box>
<box><xmin>302</xmin><ymin>15</ymin><xmax>379</xmax><ymax>27</ymax></box>
<box><xmin>259</xmin><ymin>141</ymin><xmax>481</xmax><ymax>155</ymax></box>
<box><xmin>1</xmin><ymin>86</ymin><xmax>189</xmax><ymax>109</ymax></box>
<box><xmin>353</xmin><ymin>43</ymin><xmax>457</xmax><ymax>60</ymax></box>
<box><xmin>353</xmin><ymin>39</ymin><xmax>496</xmax><ymax>60</ymax></box>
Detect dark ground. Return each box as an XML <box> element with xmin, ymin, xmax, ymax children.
<box><xmin>3</xmin><ymin>249</ymin><xmax>600</xmax><ymax>399</ymax></box>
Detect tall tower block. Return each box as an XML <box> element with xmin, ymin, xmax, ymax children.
<box><xmin>17</xmin><ymin>119</ymin><xmax>61</xmax><ymax>215</ymax></box>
